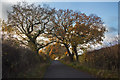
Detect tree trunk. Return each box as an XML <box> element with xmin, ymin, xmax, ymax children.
<box><xmin>28</xmin><ymin>40</ymin><xmax>39</xmax><ymax>54</ymax></box>
<box><xmin>73</xmin><ymin>46</ymin><xmax>79</xmax><ymax>62</ymax></box>
<box><xmin>64</xmin><ymin>44</ymin><xmax>74</xmax><ymax>62</ymax></box>
<box><xmin>70</xmin><ymin>54</ymin><xmax>74</xmax><ymax>62</ymax></box>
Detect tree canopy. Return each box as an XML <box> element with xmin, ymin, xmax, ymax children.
<box><xmin>48</xmin><ymin>9</ymin><xmax>106</xmax><ymax>61</ymax></box>
<box><xmin>5</xmin><ymin>2</ymin><xmax>106</xmax><ymax>61</ymax></box>
<box><xmin>7</xmin><ymin>2</ymin><xmax>55</xmax><ymax>54</ymax></box>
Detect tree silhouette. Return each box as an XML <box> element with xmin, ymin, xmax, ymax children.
<box><xmin>49</xmin><ymin>9</ymin><xmax>106</xmax><ymax>62</ymax></box>
<box><xmin>7</xmin><ymin>2</ymin><xmax>55</xmax><ymax>54</ymax></box>
<box><xmin>6</xmin><ymin>2</ymin><xmax>106</xmax><ymax>61</ymax></box>
<box><xmin>47</xmin><ymin>9</ymin><xmax>78</xmax><ymax>61</ymax></box>
<box><xmin>69</xmin><ymin>14</ymin><xmax>106</xmax><ymax>61</ymax></box>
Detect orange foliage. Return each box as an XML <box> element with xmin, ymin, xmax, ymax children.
<box><xmin>49</xmin><ymin>48</ymin><xmax>53</xmax><ymax>56</ymax></box>
<box><xmin>65</xmin><ymin>51</ymin><xmax>68</xmax><ymax>55</ymax></box>
<box><xmin>39</xmin><ymin>50</ymin><xmax>43</xmax><ymax>54</ymax></box>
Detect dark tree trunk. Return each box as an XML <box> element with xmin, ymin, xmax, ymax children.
<box><xmin>73</xmin><ymin>46</ymin><xmax>79</xmax><ymax>62</ymax></box>
<box><xmin>28</xmin><ymin>39</ymin><xmax>39</xmax><ymax>55</ymax></box>
<box><xmin>64</xmin><ymin>44</ymin><xmax>74</xmax><ymax>62</ymax></box>
<box><xmin>70</xmin><ymin>54</ymin><xmax>74</xmax><ymax>62</ymax></box>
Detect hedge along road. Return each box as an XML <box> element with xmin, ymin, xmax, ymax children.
<box><xmin>44</xmin><ymin>60</ymin><xmax>95</xmax><ymax>78</ymax></box>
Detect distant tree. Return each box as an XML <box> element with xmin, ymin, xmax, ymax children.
<box><xmin>7</xmin><ymin>2</ymin><xmax>55</xmax><ymax>54</ymax></box>
<box><xmin>44</xmin><ymin>43</ymin><xmax>67</xmax><ymax>60</ymax></box>
<box><xmin>1</xmin><ymin>19</ymin><xmax>12</xmax><ymax>39</ymax></box>
<box><xmin>49</xmin><ymin>9</ymin><xmax>106</xmax><ymax>62</ymax></box>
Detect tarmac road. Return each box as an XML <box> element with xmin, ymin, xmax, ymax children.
<box><xmin>44</xmin><ymin>60</ymin><xmax>95</xmax><ymax>78</ymax></box>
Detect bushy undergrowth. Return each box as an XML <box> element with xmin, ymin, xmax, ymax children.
<box><xmin>2</xmin><ymin>39</ymin><xmax>50</xmax><ymax>78</ymax></box>
<box><xmin>82</xmin><ymin>44</ymin><xmax>119</xmax><ymax>71</ymax></box>
<box><xmin>61</xmin><ymin>44</ymin><xmax>119</xmax><ymax>78</ymax></box>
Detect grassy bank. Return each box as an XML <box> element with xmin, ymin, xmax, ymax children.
<box><xmin>60</xmin><ymin>44</ymin><xmax>119</xmax><ymax>79</ymax></box>
<box><xmin>18</xmin><ymin>62</ymin><xmax>51</xmax><ymax>78</ymax></box>
<box><xmin>2</xmin><ymin>39</ymin><xmax>51</xmax><ymax>78</ymax></box>
<box><xmin>61</xmin><ymin>61</ymin><xmax>119</xmax><ymax>78</ymax></box>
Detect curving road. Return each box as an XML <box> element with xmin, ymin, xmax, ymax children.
<box><xmin>44</xmin><ymin>60</ymin><xmax>95</xmax><ymax>78</ymax></box>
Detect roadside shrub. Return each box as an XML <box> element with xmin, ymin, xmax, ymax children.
<box><xmin>2</xmin><ymin>39</ymin><xmax>49</xmax><ymax>78</ymax></box>
<box><xmin>84</xmin><ymin>44</ymin><xmax>119</xmax><ymax>71</ymax></box>
<box><xmin>61</xmin><ymin>56</ymin><xmax>71</xmax><ymax>64</ymax></box>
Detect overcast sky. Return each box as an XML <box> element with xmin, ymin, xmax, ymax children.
<box><xmin>0</xmin><ymin>0</ymin><xmax>119</xmax><ymax>48</ymax></box>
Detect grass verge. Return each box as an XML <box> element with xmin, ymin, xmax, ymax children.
<box><xmin>60</xmin><ymin>60</ymin><xmax>119</xmax><ymax>79</ymax></box>
<box><xmin>18</xmin><ymin>62</ymin><xmax>51</xmax><ymax>78</ymax></box>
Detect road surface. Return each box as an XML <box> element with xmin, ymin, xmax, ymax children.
<box><xmin>44</xmin><ymin>60</ymin><xmax>95</xmax><ymax>78</ymax></box>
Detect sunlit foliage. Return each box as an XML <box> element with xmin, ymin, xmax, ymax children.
<box><xmin>44</xmin><ymin>43</ymin><xmax>67</xmax><ymax>60</ymax></box>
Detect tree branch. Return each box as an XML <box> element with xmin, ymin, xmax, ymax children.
<box><xmin>37</xmin><ymin>40</ymin><xmax>57</xmax><ymax>50</ymax></box>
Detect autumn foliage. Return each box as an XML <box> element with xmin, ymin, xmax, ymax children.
<box><xmin>44</xmin><ymin>43</ymin><xmax>67</xmax><ymax>60</ymax></box>
<box><xmin>1</xmin><ymin>2</ymin><xmax>119</xmax><ymax>78</ymax></box>
<box><xmin>49</xmin><ymin>9</ymin><xmax>106</xmax><ymax>61</ymax></box>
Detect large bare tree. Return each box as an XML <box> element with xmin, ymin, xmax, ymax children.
<box><xmin>48</xmin><ymin>9</ymin><xmax>106</xmax><ymax>62</ymax></box>
<box><xmin>7</xmin><ymin>2</ymin><xmax>55</xmax><ymax>54</ymax></box>
<box><xmin>69</xmin><ymin>14</ymin><xmax>106</xmax><ymax>61</ymax></box>
<box><xmin>47</xmin><ymin>9</ymin><xmax>78</xmax><ymax>61</ymax></box>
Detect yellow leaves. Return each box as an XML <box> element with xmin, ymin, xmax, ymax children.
<box><xmin>1</xmin><ymin>20</ymin><xmax>15</xmax><ymax>35</ymax></box>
